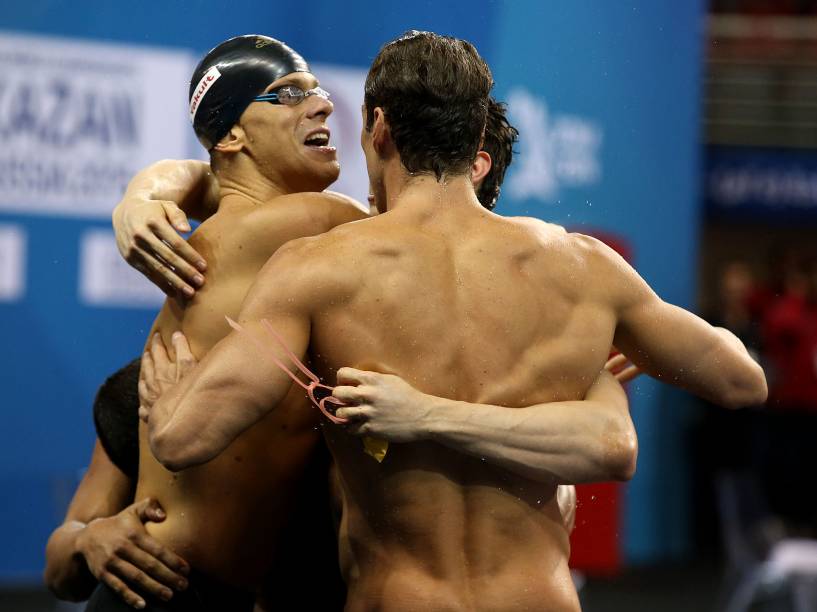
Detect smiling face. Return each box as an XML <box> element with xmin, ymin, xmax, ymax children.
<box><xmin>236</xmin><ymin>71</ymin><xmax>340</xmax><ymax>193</ymax></box>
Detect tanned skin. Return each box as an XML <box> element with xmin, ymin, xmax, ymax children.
<box><xmin>134</xmin><ymin>70</ymin><xmax>367</xmax><ymax>588</ymax></box>
<box><xmin>146</xmin><ymin>160</ymin><xmax>766</xmax><ymax>612</ymax></box>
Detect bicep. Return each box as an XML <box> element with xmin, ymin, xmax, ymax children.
<box><xmin>151</xmin><ymin>256</ymin><xmax>314</xmax><ymax>466</ymax></box>
<box><xmin>612</xmin><ymin>279</ymin><xmax>722</xmax><ymax>383</ymax></box>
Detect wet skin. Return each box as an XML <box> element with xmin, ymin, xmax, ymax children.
<box><xmin>136</xmin><ymin>191</ymin><xmax>366</xmax><ymax>587</ymax></box>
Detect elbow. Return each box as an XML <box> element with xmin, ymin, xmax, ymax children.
<box><xmin>43</xmin><ymin>562</ymin><xmax>88</xmax><ymax>603</ymax></box>
<box><xmin>42</xmin><ymin>565</ymin><xmax>65</xmax><ymax>600</ymax></box>
<box><xmin>604</xmin><ymin>428</ymin><xmax>638</xmax><ymax>482</ymax></box>
<box><xmin>150</xmin><ymin>425</ymin><xmax>214</xmax><ymax>472</ymax></box>
<box><xmin>150</xmin><ymin>429</ymin><xmax>193</xmax><ymax>472</ymax></box>
<box><xmin>722</xmin><ymin>361</ymin><xmax>768</xmax><ymax>409</ymax></box>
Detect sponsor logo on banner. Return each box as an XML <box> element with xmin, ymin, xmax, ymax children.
<box><xmin>0</xmin><ymin>31</ymin><xmax>194</xmax><ymax>218</ymax></box>
<box><xmin>78</xmin><ymin>229</ymin><xmax>164</xmax><ymax>308</ymax></box>
<box><xmin>0</xmin><ymin>224</ymin><xmax>26</xmax><ymax>301</ymax></box>
<box><xmin>706</xmin><ymin>146</ymin><xmax>817</xmax><ymax>219</ymax></box>
<box><xmin>506</xmin><ymin>88</ymin><xmax>602</xmax><ymax>202</ymax></box>
<box><xmin>189</xmin><ymin>66</ymin><xmax>221</xmax><ymax>123</ymax></box>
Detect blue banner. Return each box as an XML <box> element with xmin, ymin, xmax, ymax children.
<box><xmin>706</xmin><ymin>145</ymin><xmax>817</xmax><ymax>222</ymax></box>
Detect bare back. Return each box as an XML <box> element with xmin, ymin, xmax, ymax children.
<box><xmin>296</xmin><ymin>202</ymin><xmax>618</xmax><ymax>611</ymax></box>
<box><xmin>136</xmin><ymin>192</ymin><xmax>365</xmax><ymax>586</ymax></box>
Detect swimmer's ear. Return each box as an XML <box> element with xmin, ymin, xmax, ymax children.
<box><xmin>371</xmin><ymin>107</ymin><xmax>393</xmax><ymax>157</ymax></box>
<box><xmin>213</xmin><ymin>124</ymin><xmax>246</xmax><ymax>154</ymax></box>
<box><xmin>471</xmin><ymin>151</ymin><xmax>492</xmax><ymax>188</ymax></box>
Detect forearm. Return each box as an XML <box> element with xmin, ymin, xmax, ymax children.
<box><xmin>423</xmin><ymin>393</ymin><xmax>637</xmax><ymax>484</ymax></box>
<box><xmin>150</xmin><ymin>378</ymin><xmax>255</xmax><ymax>472</ymax></box>
<box><xmin>148</xmin><ymin>326</ymin><xmax>290</xmax><ymax>471</ymax></box>
<box><xmin>116</xmin><ymin>159</ymin><xmax>217</xmax><ymax>222</ymax></box>
<box><xmin>44</xmin><ymin>522</ymin><xmax>96</xmax><ymax>601</ymax></box>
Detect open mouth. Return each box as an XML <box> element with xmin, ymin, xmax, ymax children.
<box><xmin>303</xmin><ymin>128</ymin><xmax>336</xmax><ymax>153</ymax></box>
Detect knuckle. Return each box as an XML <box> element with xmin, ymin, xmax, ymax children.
<box><xmin>132</xmin><ymin>569</ymin><xmax>147</xmax><ymax>583</ymax></box>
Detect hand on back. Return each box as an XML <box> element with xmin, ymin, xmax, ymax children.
<box><xmin>75</xmin><ymin>497</ymin><xmax>189</xmax><ymax>609</ymax></box>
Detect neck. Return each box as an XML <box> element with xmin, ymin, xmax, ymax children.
<box><xmin>383</xmin><ymin>165</ymin><xmax>480</xmax><ymax>215</ymax></box>
<box><xmin>215</xmin><ymin>155</ymin><xmax>298</xmax><ymax>209</ymax></box>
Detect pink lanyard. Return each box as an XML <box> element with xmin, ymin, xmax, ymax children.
<box><xmin>225</xmin><ymin>317</ymin><xmax>348</xmax><ymax>424</ymax></box>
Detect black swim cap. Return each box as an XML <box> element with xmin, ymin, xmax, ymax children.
<box><xmin>189</xmin><ymin>34</ymin><xmax>310</xmax><ymax>150</ymax></box>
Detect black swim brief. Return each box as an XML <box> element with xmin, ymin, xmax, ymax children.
<box><xmin>83</xmin><ymin>568</ymin><xmax>254</xmax><ymax>612</ymax></box>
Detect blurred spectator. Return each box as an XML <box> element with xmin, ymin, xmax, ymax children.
<box><xmin>710</xmin><ymin>261</ymin><xmax>761</xmax><ymax>360</ymax></box>
<box><xmin>751</xmin><ymin>250</ymin><xmax>817</xmax><ymax>537</ymax></box>
<box><xmin>762</xmin><ymin>254</ymin><xmax>817</xmax><ymax>411</ymax></box>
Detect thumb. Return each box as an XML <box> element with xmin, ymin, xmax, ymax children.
<box><xmin>161</xmin><ymin>201</ymin><xmax>191</xmax><ymax>233</ymax></box>
<box><xmin>133</xmin><ymin>497</ymin><xmax>166</xmax><ymax>523</ymax></box>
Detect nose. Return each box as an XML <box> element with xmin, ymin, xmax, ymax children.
<box><xmin>305</xmin><ymin>94</ymin><xmax>333</xmax><ymax>120</ymax></box>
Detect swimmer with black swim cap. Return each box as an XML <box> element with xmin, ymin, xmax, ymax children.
<box><xmin>190</xmin><ymin>35</ymin><xmax>309</xmax><ymax>149</ymax></box>
<box><xmin>80</xmin><ymin>34</ymin><xmax>366</xmax><ymax>612</ymax></box>
<box><xmin>190</xmin><ymin>34</ymin><xmax>339</xmax><ymax>194</ymax></box>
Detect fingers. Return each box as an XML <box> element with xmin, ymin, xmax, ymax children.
<box><xmin>334</xmin><ymin>406</ymin><xmax>369</xmax><ymax>422</ymax></box>
<box><xmin>132</xmin><ymin>532</ymin><xmax>190</xmax><ymax>579</ymax></box>
<box><xmin>139</xmin><ymin>352</ymin><xmax>155</xmax><ymax>420</ymax></box>
<box><xmin>150</xmin><ymin>333</ymin><xmax>170</xmax><ymax>373</ymax></box>
<box><xmin>138</xmin><ymin>228</ymin><xmax>204</xmax><ymax>289</ymax></box>
<box><xmin>156</xmin><ymin>202</ymin><xmax>207</xmax><ymax>272</ymax></box>
<box><xmin>138</xmin><ymin>404</ymin><xmax>149</xmax><ymax>424</ymax></box>
<box><xmin>108</xmin><ymin>557</ymin><xmax>175</xmax><ymax>604</ymax></box>
<box><xmin>133</xmin><ymin>498</ymin><xmax>166</xmax><ymax>523</ymax></box>
<box><xmin>141</xmin><ymin>349</ymin><xmax>155</xmax><ymax>387</ymax></box>
<box><xmin>332</xmin><ymin>385</ymin><xmax>369</xmax><ymax>405</ymax></box>
<box><xmin>121</xmin><ymin>543</ymin><xmax>189</xmax><ymax>593</ymax></box>
<box><xmin>160</xmin><ymin>201</ymin><xmax>192</xmax><ymax>234</ymax></box>
<box><xmin>604</xmin><ymin>353</ymin><xmax>628</xmax><ymax>372</ymax></box>
<box><xmin>604</xmin><ymin>350</ymin><xmax>643</xmax><ymax>384</ymax></box>
<box><xmin>170</xmin><ymin>332</ymin><xmax>196</xmax><ymax>382</ymax></box>
<box><xmin>99</xmin><ymin>570</ymin><xmax>147</xmax><ymax>609</ymax></box>
<box><xmin>615</xmin><ymin>364</ymin><xmax>643</xmax><ymax>384</ymax></box>
<box><xmin>336</xmin><ymin>367</ymin><xmax>376</xmax><ymax>386</ymax></box>
<box><xmin>132</xmin><ymin>245</ymin><xmax>196</xmax><ymax>299</ymax></box>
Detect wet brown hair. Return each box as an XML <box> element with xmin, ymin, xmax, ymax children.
<box><xmin>477</xmin><ymin>97</ymin><xmax>518</xmax><ymax>210</ymax></box>
<box><xmin>364</xmin><ymin>31</ymin><xmax>493</xmax><ymax>180</ymax></box>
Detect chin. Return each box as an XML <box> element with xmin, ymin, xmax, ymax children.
<box><xmin>314</xmin><ymin>160</ymin><xmax>341</xmax><ymax>190</ymax></box>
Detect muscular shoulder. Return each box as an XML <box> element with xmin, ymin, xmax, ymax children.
<box><xmin>509</xmin><ymin>216</ymin><xmax>568</xmax><ymax>236</ymax></box>
<box><xmin>238</xmin><ymin>192</ymin><xmax>364</xmax><ymax>232</ymax></box>
<box><xmin>511</xmin><ymin>217</ymin><xmax>621</xmax><ymax>266</ymax></box>
<box><xmin>506</xmin><ymin>217</ymin><xmax>646</xmax><ymax>305</ymax></box>
<box><xmin>565</xmin><ymin>232</ymin><xmax>655</xmax><ymax>310</ymax></box>
<box><xmin>250</xmin><ymin>223</ymin><xmax>362</xmax><ymax>303</ymax></box>
<box><xmin>270</xmin><ymin>191</ymin><xmax>369</xmax><ymax>228</ymax></box>
<box><xmin>202</xmin><ymin>191</ymin><xmax>365</xmax><ymax>267</ymax></box>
